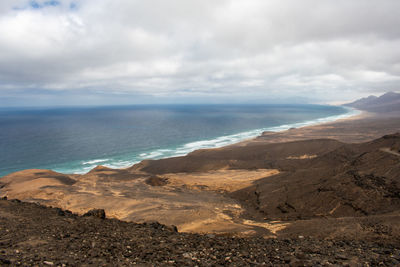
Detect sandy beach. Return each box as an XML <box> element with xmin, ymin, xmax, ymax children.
<box><xmin>236</xmin><ymin>110</ymin><xmax>400</xmax><ymax>146</ymax></box>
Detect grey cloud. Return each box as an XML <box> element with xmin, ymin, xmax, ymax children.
<box><xmin>0</xmin><ymin>0</ymin><xmax>399</xmax><ymax>106</ymax></box>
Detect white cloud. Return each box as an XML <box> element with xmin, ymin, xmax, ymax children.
<box><xmin>0</xmin><ymin>0</ymin><xmax>400</xmax><ymax>105</ymax></box>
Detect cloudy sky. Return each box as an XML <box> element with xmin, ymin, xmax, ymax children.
<box><xmin>0</xmin><ymin>0</ymin><xmax>399</xmax><ymax>106</ymax></box>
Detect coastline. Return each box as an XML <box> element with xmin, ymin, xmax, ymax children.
<box><xmin>252</xmin><ymin>108</ymin><xmax>400</xmax><ymax>144</ymax></box>
<box><xmin>122</xmin><ymin>106</ymin><xmax>365</xmax><ymax>165</ymax></box>
<box><xmin>0</xmin><ymin>105</ymin><xmax>394</xmax><ymax>177</ymax></box>
<box><xmin>1</xmin><ymin>106</ymin><xmax>400</xmax><ymax>236</ymax></box>
<box><xmin>0</xmin><ymin>104</ymin><xmax>356</xmax><ymax>177</ymax></box>
<box><xmin>65</xmin><ymin>106</ymin><xmax>362</xmax><ymax>174</ymax></box>
<box><xmin>230</xmin><ymin>107</ymin><xmax>368</xmax><ymax>147</ymax></box>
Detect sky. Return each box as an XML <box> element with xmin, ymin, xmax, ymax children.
<box><xmin>0</xmin><ymin>0</ymin><xmax>400</xmax><ymax>106</ymax></box>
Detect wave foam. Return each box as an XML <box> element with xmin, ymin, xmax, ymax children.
<box><xmin>132</xmin><ymin>107</ymin><xmax>360</xmax><ymax>161</ymax></box>
<box><xmin>59</xmin><ymin>107</ymin><xmax>360</xmax><ymax>175</ymax></box>
<box><xmin>82</xmin><ymin>158</ymin><xmax>109</xmax><ymax>165</ymax></box>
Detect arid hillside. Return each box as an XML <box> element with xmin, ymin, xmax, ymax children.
<box><xmin>231</xmin><ymin>133</ymin><xmax>400</xmax><ymax>220</ymax></box>
<box><xmin>344</xmin><ymin>91</ymin><xmax>400</xmax><ymax>113</ymax></box>
<box><xmin>1</xmin><ymin>198</ymin><xmax>399</xmax><ymax>266</ymax></box>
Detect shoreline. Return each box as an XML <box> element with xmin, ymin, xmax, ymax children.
<box><xmin>0</xmin><ymin>104</ymin><xmax>356</xmax><ymax>177</ymax></box>
<box><xmin>230</xmin><ymin>108</ymin><xmax>368</xmax><ymax>147</ymax></box>
<box><xmin>0</xmin><ymin>106</ymin><xmax>391</xmax><ymax>177</ymax></box>
<box><xmin>1</xmin><ymin>108</ymin><xmax>400</xmax><ymax>236</ymax></box>
<box><xmin>57</xmin><ymin>106</ymin><xmax>362</xmax><ymax>175</ymax></box>
<box><xmin>106</xmin><ymin>107</ymin><xmax>365</xmax><ymax>171</ymax></box>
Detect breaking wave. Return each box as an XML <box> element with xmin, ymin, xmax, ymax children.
<box><xmin>54</xmin><ymin>107</ymin><xmax>360</xmax><ymax>174</ymax></box>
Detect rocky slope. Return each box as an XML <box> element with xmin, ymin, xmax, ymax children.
<box><xmin>231</xmin><ymin>133</ymin><xmax>400</xmax><ymax>220</ymax></box>
<box><xmin>1</xmin><ymin>198</ymin><xmax>399</xmax><ymax>266</ymax></box>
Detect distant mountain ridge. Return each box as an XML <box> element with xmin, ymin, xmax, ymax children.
<box><xmin>344</xmin><ymin>91</ymin><xmax>400</xmax><ymax>113</ymax></box>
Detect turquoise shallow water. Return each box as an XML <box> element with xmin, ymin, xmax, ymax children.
<box><xmin>0</xmin><ymin>104</ymin><xmax>358</xmax><ymax>176</ymax></box>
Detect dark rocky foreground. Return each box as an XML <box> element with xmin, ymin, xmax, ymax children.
<box><xmin>1</xmin><ymin>198</ymin><xmax>399</xmax><ymax>266</ymax></box>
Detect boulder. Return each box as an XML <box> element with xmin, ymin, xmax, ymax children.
<box><xmin>83</xmin><ymin>209</ymin><xmax>106</xmax><ymax>219</ymax></box>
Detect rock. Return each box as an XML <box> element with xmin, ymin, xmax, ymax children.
<box><xmin>182</xmin><ymin>252</ymin><xmax>192</xmax><ymax>258</ymax></box>
<box><xmin>1</xmin><ymin>197</ymin><xmax>400</xmax><ymax>266</ymax></box>
<box><xmin>0</xmin><ymin>257</ymin><xmax>11</xmax><ymax>264</ymax></box>
<box><xmin>83</xmin><ymin>209</ymin><xmax>106</xmax><ymax>219</ymax></box>
<box><xmin>145</xmin><ymin>176</ymin><xmax>169</xmax><ymax>186</ymax></box>
<box><xmin>164</xmin><ymin>225</ymin><xmax>178</xmax><ymax>232</ymax></box>
<box><xmin>55</xmin><ymin>208</ymin><xmax>65</xmax><ymax>216</ymax></box>
<box><xmin>390</xmin><ymin>258</ymin><xmax>400</xmax><ymax>265</ymax></box>
<box><xmin>336</xmin><ymin>253</ymin><xmax>349</xmax><ymax>260</ymax></box>
<box><xmin>146</xmin><ymin>221</ymin><xmax>163</xmax><ymax>229</ymax></box>
<box><xmin>295</xmin><ymin>252</ymin><xmax>308</xmax><ymax>260</ymax></box>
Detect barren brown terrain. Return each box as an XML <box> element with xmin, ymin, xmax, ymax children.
<box><xmin>1</xmin><ymin>105</ymin><xmax>400</xmax><ymax>265</ymax></box>
<box><xmin>2</xmin><ymin>198</ymin><xmax>399</xmax><ymax>266</ymax></box>
<box><xmin>1</xmin><ymin>111</ymin><xmax>400</xmax><ymax>235</ymax></box>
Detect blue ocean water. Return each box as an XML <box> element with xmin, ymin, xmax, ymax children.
<box><xmin>0</xmin><ymin>104</ymin><xmax>358</xmax><ymax>177</ymax></box>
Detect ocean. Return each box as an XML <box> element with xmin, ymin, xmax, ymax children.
<box><xmin>0</xmin><ymin>104</ymin><xmax>358</xmax><ymax>177</ymax></box>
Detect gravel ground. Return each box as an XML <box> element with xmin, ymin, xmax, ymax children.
<box><xmin>1</xmin><ymin>198</ymin><xmax>400</xmax><ymax>266</ymax></box>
